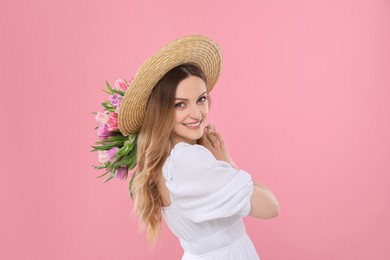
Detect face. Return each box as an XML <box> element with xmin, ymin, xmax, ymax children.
<box><xmin>170</xmin><ymin>76</ymin><xmax>209</xmax><ymax>146</ymax></box>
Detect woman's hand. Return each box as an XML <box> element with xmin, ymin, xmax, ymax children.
<box><xmin>199</xmin><ymin>124</ymin><xmax>239</xmax><ymax>170</ymax></box>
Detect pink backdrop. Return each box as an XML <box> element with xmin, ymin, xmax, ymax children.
<box><xmin>1</xmin><ymin>0</ymin><xmax>389</xmax><ymax>259</ymax></box>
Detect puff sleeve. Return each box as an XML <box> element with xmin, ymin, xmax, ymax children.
<box><xmin>163</xmin><ymin>142</ymin><xmax>254</xmax><ymax>223</ymax></box>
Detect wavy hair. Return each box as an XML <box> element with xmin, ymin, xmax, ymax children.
<box><xmin>130</xmin><ymin>63</ymin><xmax>211</xmax><ymax>248</ymax></box>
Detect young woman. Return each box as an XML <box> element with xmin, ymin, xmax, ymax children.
<box><xmin>117</xmin><ymin>35</ymin><xmax>279</xmax><ymax>260</ymax></box>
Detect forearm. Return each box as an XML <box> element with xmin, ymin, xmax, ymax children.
<box><xmin>250</xmin><ymin>180</ymin><xmax>280</xmax><ymax>219</ymax></box>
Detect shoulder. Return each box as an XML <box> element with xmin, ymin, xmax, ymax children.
<box><xmin>171</xmin><ymin>142</ymin><xmax>216</xmax><ymax>169</ymax></box>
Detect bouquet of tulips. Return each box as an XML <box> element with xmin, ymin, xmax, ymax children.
<box><xmin>91</xmin><ymin>78</ymin><xmax>137</xmax><ymax>198</ymax></box>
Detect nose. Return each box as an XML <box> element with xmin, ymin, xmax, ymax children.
<box><xmin>188</xmin><ymin>104</ymin><xmax>202</xmax><ymax>119</ymax></box>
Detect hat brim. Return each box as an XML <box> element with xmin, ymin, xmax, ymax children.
<box><xmin>118</xmin><ymin>35</ymin><xmax>223</xmax><ymax>136</ymax></box>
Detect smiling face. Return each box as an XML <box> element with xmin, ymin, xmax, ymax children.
<box><xmin>170</xmin><ymin>76</ymin><xmax>209</xmax><ymax>146</ymax></box>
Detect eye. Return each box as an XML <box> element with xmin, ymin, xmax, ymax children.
<box><xmin>175</xmin><ymin>102</ymin><xmax>185</xmax><ymax>108</ymax></box>
<box><xmin>198</xmin><ymin>96</ymin><xmax>207</xmax><ymax>103</ymax></box>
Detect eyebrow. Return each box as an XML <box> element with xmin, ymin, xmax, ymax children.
<box><xmin>175</xmin><ymin>91</ymin><xmax>208</xmax><ymax>101</ymax></box>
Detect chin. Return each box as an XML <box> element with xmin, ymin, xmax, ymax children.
<box><xmin>177</xmin><ymin>132</ymin><xmax>203</xmax><ymax>144</ymax></box>
<box><xmin>186</xmin><ymin>129</ymin><xmax>204</xmax><ymax>140</ymax></box>
<box><xmin>185</xmin><ymin>133</ymin><xmax>203</xmax><ymax>143</ymax></box>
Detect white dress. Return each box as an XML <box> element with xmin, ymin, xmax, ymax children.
<box><xmin>162</xmin><ymin>142</ymin><xmax>260</xmax><ymax>260</ymax></box>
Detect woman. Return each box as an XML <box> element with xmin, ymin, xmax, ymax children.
<box><xmin>117</xmin><ymin>35</ymin><xmax>279</xmax><ymax>259</ymax></box>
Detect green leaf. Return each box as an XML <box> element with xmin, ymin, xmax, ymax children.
<box><xmin>105</xmin><ymin>135</ymin><xmax>127</xmax><ymax>141</ymax></box>
<box><xmin>101</xmin><ymin>100</ymin><xmax>112</xmax><ymax>107</ymax></box>
<box><xmin>128</xmin><ymin>158</ymin><xmax>137</xmax><ymax>170</ymax></box>
<box><xmin>112</xmin><ymin>155</ymin><xmax>134</xmax><ymax>168</ymax></box>
<box><xmin>117</xmin><ymin>142</ymin><xmax>133</xmax><ymax>157</ymax></box>
<box><xmin>92</xmin><ymin>165</ymin><xmax>106</xmax><ymax>170</ymax></box>
<box><xmin>103</xmin><ymin>171</ymin><xmax>116</xmax><ymax>183</ymax></box>
<box><xmin>128</xmin><ymin>133</ymin><xmax>137</xmax><ymax>143</ymax></box>
<box><xmin>129</xmin><ymin>144</ymin><xmax>137</xmax><ymax>156</ymax></box>
<box><xmin>91</xmin><ymin>145</ymin><xmax>112</xmax><ymax>151</ymax></box>
<box><xmin>110</xmin><ymin>155</ymin><xmax>123</xmax><ymax>167</ymax></box>
<box><xmin>96</xmin><ymin>170</ymin><xmax>110</xmax><ymax>178</ymax></box>
<box><xmin>106</xmin><ymin>81</ymin><xmax>115</xmax><ymax>94</ymax></box>
<box><xmin>114</xmin><ymin>147</ymin><xmax>137</xmax><ymax>169</ymax></box>
<box><xmin>104</xmin><ymin>162</ymin><xmax>112</xmax><ymax>168</ymax></box>
<box><xmin>95</xmin><ymin>135</ymin><xmax>127</xmax><ymax>144</ymax></box>
<box><xmin>114</xmin><ymin>89</ymin><xmax>125</xmax><ymax>96</ymax></box>
<box><xmin>91</xmin><ymin>140</ymin><xmax>126</xmax><ymax>150</ymax></box>
<box><xmin>102</xmin><ymin>102</ymin><xmax>116</xmax><ymax>112</ymax></box>
<box><xmin>129</xmin><ymin>171</ymin><xmax>136</xmax><ymax>200</ymax></box>
<box><xmin>101</xmin><ymin>89</ymin><xmax>112</xmax><ymax>95</ymax></box>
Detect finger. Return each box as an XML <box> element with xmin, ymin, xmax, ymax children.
<box><xmin>207</xmin><ymin>124</ymin><xmax>216</xmax><ymax>134</ymax></box>
<box><xmin>207</xmin><ymin>137</ymin><xmax>217</xmax><ymax>150</ymax></box>
<box><xmin>207</xmin><ymin>133</ymin><xmax>216</xmax><ymax>148</ymax></box>
<box><xmin>207</xmin><ymin>132</ymin><xmax>220</xmax><ymax>148</ymax></box>
<box><xmin>215</xmin><ymin>135</ymin><xmax>221</xmax><ymax>148</ymax></box>
<box><xmin>202</xmin><ymin>132</ymin><xmax>214</xmax><ymax>149</ymax></box>
<box><xmin>214</xmin><ymin>132</ymin><xmax>225</xmax><ymax>147</ymax></box>
<box><xmin>210</xmin><ymin>133</ymin><xmax>221</xmax><ymax>148</ymax></box>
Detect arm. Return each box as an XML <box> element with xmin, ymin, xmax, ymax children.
<box><xmin>200</xmin><ymin>126</ymin><xmax>279</xmax><ymax>219</ymax></box>
<box><xmin>249</xmin><ymin>181</ymin><xmax>279</xmax><ymax>219</ymax></box>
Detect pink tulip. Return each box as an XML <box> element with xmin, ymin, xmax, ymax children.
<box><xmin>114</xmin><ymin>79</ymin><xmax>128</xmax><ymax>92</ymax></box>
<box><xmin>107</xmin><ymin>147</ymin><xmax>119</xmax><ymax>162</ymax></box>
<box><xmin>98</xmin><ymin>150</ymin><xmax>109</xmax><ymax>164</ymax></box>
<box><xmin>98</xmin><ymin>124</ymin><xmax>111</xmax><ymax>138</ymax></box>
<box><xmin>107</xmin><ymin>112</ymin><xmax>119</xmax><ymax>131</ymax></box>
<box><xmin>116</xmin><ymin>166</ymin><xmax>128</xmax><ymax>180</ymax></box>
<box><xmin>109</xmin><ymin>93</ymin><xmax>122</xmax><ymax>107</ymax></box>
<box><xmin>95</xmin><ymin>111</ymin><xmax>110</xmax><ymax>125</ymax></box>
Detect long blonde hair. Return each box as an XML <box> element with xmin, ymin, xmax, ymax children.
<box><xmin>130</xmin><ymin>63</ymin><xmax>210</xmax><ymax>248</ymax></box>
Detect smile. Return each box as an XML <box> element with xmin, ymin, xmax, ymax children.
<box><xmin>183</xmin><ymin>120</ymin><xmax>202</xmax><ymax>128</ymax></box>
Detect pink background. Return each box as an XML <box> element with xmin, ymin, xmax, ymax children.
<box><xmin>1</xmin><ymin>0</ymin><xmax>389</xmax><ymax>259</ymax></box>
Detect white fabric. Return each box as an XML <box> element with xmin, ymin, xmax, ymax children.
<box><xmin>162</xmin><ymin>142</ymin><xmax>260</xmax><ymax>259</ymax></box>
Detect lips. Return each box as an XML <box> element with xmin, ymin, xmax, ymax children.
<box><xmin>183</xmin><ymin>119</ymin><xmax>202</xmax><ymax>127</ymax></box>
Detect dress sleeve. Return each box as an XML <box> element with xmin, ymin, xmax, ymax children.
<box><xmin>163</xmin><ymin>142</ymin><xmax>254</xmax><ymax>223</ymax></box>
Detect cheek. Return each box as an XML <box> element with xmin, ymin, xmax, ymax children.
<box><xmin>201</xmin><ymin>104</ymin><xmax>209</xmax><ymax>116</ymax></box>
<box><xmin>175</xmin><ymin>110</ymin><xmax>186</xmax><ymax>123</ymax></box>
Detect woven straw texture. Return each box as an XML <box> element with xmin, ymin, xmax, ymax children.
<box><xmin>118</xmin><ymin>35</ymin><xmax>223</xmax><ymax>136</ymax></box>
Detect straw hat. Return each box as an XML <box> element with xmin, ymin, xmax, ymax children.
<box><xmin>118</xmin><ymin>35</ymin><xmax>223</xmax><ymax>136</ymax></box>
